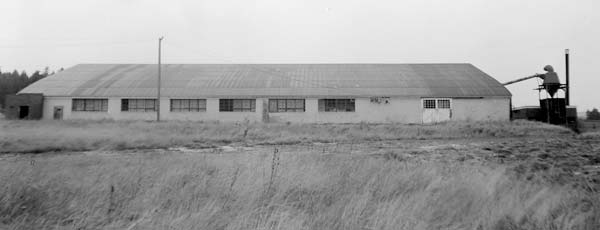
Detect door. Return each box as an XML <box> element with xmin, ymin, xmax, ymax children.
<box><xmin>422</xmin><ymin>99</ymin><xmax>437</xmax><ymax>123</ymax></box>
<box><xmin>422</xmin><ymin>98</ymin><xmax>452</xmax><ymax>123</ymax></box>
<box><xmin>19</xmin><ymin>106</ymin><xmax>30</xmax><ymax>119</ymax></box>
<box><xmin>436</xmin><ymin>99</ymin><xmax>452</xmax><ymax>122</ymax></box>
<box><xmin>53</xmin><ymin>106</ymin><xmax>63</xmax><ymax>120</ymax></box>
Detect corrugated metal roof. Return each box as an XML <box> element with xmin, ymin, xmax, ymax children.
<box><xmin>19</xmin><ymin>64</ymin><xmax>511</xmax><ymax>98</ymax></box>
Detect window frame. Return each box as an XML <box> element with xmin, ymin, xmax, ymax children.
<box><xmin>318</xmin><ymin>99</ymin><xmax>356</xmax><ymax>112</ymax></box>
<box><xmin>423</xmin><ymin>99</ymin><xmax>436</xmax><ymax>109</ymax></box>
<box><xmin>170</xmin><ymin>99</ymin><xmax>207</xmax><ymax>112</ymax></box>
<box><xmin>422</xmin><ymin>98</ymin><xmax>452</xmax><ymax>109</ymax></box>
<box><xmin>268</xmin><ymin>99</ymin><xmax>305</xmax><ymax>113</ymax></box>
<box><xmin>121</xmin><ymin>99</ymin><xmax>157</xmax><ymax>112</ymax></box>
<box><xmin>72</xmin><ymin>98</ymin><xmax>108</xmax><ymax>112</ymax></box>
<box><xmin>219</xmin><ymin>99</ymin><xmax>256</xmax><ymax>112</ymax></box>
<box><xmin>437</xmin><ymin>99</ymin><xmax>451</xmax><ymax>109</ymax></box>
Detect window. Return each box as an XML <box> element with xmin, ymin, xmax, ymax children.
<box><xmin>72</xmin><ymin>99</ymin><xmax>108</xmax><ymax>112</ymax></box>
<box><xmin>437</xmin><ymin>99</ymin><xmax>451</xmax><ymax>109</ymax></box>
<box><xmin>423</xmin><ymin>99</ymin><xmax>451</xmax><ymax>109</ymax></box>
<box><xmin>318</xmin><ymin>99</ymin><xmax>355</xmax><ymax>112</ymax></box>
<box><xmin>121</xmin><ymin>99</ymin><xmax>157</xmax><ymax>112</ymax></box>
<box><xmin>269</xmin><ymin>99</ymin><xmax>305</xmax><ymax>112</ymax></box>
<box><xmin>171</xmin><ymin>99</ymin><xmax>206</xmax><ymax>112</ymax></box>
<box><xmin>219</xmin><ymin>99</ymin><xmax>255</xmax><ymax>112</ymax></box>
<box><xmin>423</xmin><ymin>99</ymin><xmax>436</xmax><ymax>109</ymax></box>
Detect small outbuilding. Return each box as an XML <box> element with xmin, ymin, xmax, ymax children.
<box><xmin>14</xmin><ymin>63</ymin><xmax>511</xmax><ymax>123</ymax></box>
<box><xmin>3</xmin><ymin>93</ymin><xmax>44</xmax><ymax>120</ymax></box>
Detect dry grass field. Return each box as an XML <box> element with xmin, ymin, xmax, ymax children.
<box><xmin>0</xmin><ymin>120</ymin><xmax>574</xmax><ymax>153</ymax></box>
<box><xmin>580</xmin><ymin>120</ymin><xmax>600</xmax><ymax>134</ymax></box>
<box><xmin>0</xmin><ymin>120</ymin><xmax>599</xmax><ymax>230</ymax></box>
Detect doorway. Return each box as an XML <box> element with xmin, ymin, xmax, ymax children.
<box><xmin>53</xmin><ymin>106</ymin><xmax>63</xmax><ymax>120</ymax></box>
<box><xmin>422</xmin><ymin>98</ymin><xmax>452</xmax><ymax>123</ymax></box>
<box><xmin>19</xmin><ymin>106</ymin><xmax>30</xmax><ymax>119</ymax></box>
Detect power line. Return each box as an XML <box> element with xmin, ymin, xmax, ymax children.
<box><xmin>0</xmin><ymin>39</ymin><xmax>155</xmax><ymax>48</ymax></box>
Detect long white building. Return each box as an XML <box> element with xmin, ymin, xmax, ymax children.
<box><xmin>15</xmin><ymin>63</ymin><xmax>511</xmax><ymax>123</ymax></box>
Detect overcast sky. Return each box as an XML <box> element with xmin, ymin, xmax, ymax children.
<box><xmin>1</xmin><ymin>0</ymin><xmax>598</xmax><ymax>110</ymax></box>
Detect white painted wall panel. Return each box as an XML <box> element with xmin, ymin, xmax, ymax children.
<box><xmin>42</xmin><ymin>97</ymin><xmax>71</xmax><ymax>120</ymax></box>
<box><xmin>452</xmin><ymin>98</ymin><xmax>510</xmax><ymax>121</ymax></box>
<box><xmin>42</xmin><ymin>96</ymin><xmax>510</xmax><ymax>123</ymax></box>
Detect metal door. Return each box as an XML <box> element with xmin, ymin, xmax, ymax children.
<box><xmin>422</xmin><ymin>98</ymin><xmax>451</xmax><ymax>123</ymax></box>
<box><xmin>53</xmin><ymin>106</ymin><xmax>63</xmax><ymax>120</ymax></box>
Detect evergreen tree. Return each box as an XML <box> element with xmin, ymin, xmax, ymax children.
<box><xmin>0</xmin><ymin>67</ymin><xmax>58</xmax><ymax>108</ymax></box>
<box><xmin>18</xmin><ymin>71</ymin><xmax>28</xmax><ymax>85</ymax></box>
<box><xmin>30</xmin><ymin>71</ymin><xmax>43</xmax><ymax>83</ymax></box>
<box><xmin>10</xmin><ymin>70</ymin><xmax>20</xmax><ymax>93</ymax></box>
<box><xmin>587</xmin><ymin>108</ymin><xmax>600</xmax><ymax>120</ymax></box>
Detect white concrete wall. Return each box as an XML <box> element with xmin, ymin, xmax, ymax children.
<box><xmin>314</xmin><ymin>98</ymin><xmax>422</xmax><ymax>123</ymax></box>
<box><xmin>262</xmin><ymin>97</ymin><xmax>423</xmax><ymax>123</ymax></box>
<box><xmin>451</xmin><ymin>97</ymin><xmax>510</xmax><ymax>121</ymax></box>
<box><xmin>43</xmin><ymin>97</ymin><xmax>72</xmax><ymax>120</ymax></box>
<box><xmin>42</xmin><ymin>96</ymin><xmax>510</xmax><ymax>123</ymax></box>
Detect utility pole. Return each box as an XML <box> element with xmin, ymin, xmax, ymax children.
<box><xmin>157</xmin><ymin>37</ymin><xmax>164</xmax><ymax>121</ymax></box>
<box><xmin>565</xmin><ymin>49</ymin><xmax>570</xmax><ymax>106</ymax></box>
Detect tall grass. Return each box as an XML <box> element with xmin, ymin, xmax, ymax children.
<box><xmin>0</xmin><ymin>151</ymin><xmax>597</xmax><ymax>229</ymax></box>
<box><xmin>0</xmin><ymin>120</ymin><xmax>573</xmax><ymax>153</ymax></box>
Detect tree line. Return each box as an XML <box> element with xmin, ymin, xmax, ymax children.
<box><xmin>0</xmin><ymin>67</ymin><xmax>62</xmax><ymax>108</ymax></box>
<box><xmin>587</xmin><ymin>108</ymin><xmax>600</xmax><ymax>120</ymax></box>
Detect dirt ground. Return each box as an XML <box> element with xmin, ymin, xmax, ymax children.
<box><xmin>5</xmin><ymin>135</ymin><xmax>598</xmax><ymax>192</ymax></box>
